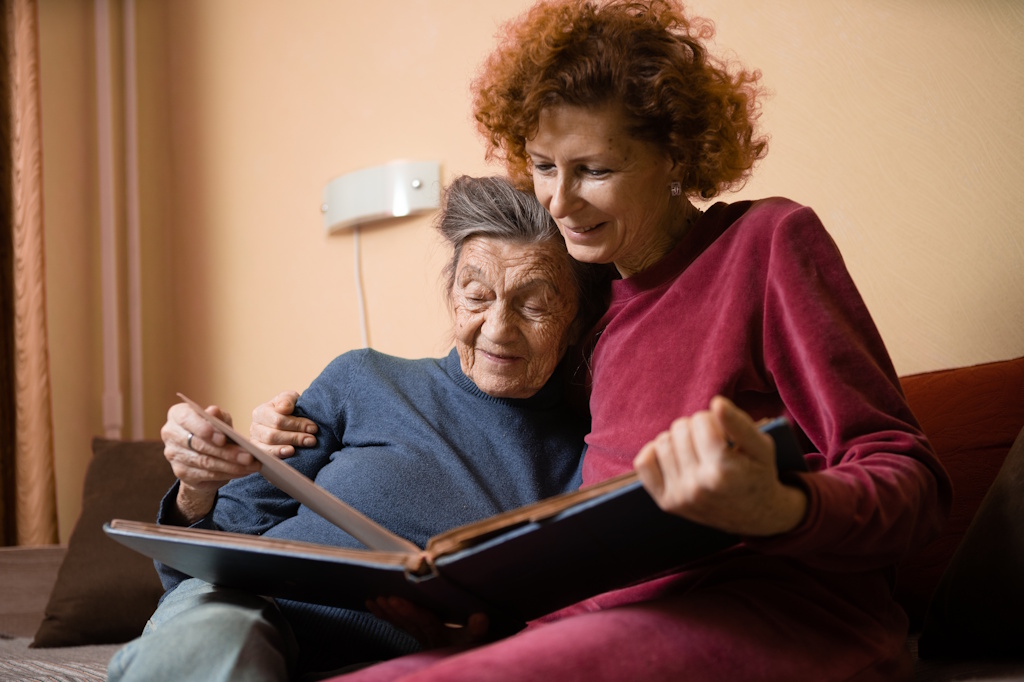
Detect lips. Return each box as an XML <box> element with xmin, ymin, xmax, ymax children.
<box><xmin>561</xmin><ymin>221</ymin><xmax>604</xmax><ymax>235</ymax></box>
<box><xmin>478</xmin><ymin>348</ymin><xmax>522</xmax><ymax>364</ymax></box>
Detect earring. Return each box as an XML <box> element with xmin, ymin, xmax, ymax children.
<box><xmin>670</xmin><ymin>182</ymin><xmax>682</xmax><ymax>197</ymax></box>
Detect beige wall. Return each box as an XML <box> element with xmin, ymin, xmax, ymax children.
<box><xmin>38</xmin><ymin>0</ymin><xmax>1024</xmax><ymax>541</ymax></box>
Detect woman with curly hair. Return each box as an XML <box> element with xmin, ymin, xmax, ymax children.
<box><xmin>306</xmin><ymin>1</ymin><xmax>951</xmax><ymax>679</ymax></box>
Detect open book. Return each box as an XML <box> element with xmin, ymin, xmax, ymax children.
<box><xmin>104</xmin><ymin>394</ymin><xmax>807</xmax><ymax>627</ymax></box>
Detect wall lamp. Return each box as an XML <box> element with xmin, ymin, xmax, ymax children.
<box><xmin>321</xmin><ymin>160</ymin><xmax>441</xmax><ymax>234</ymax></box>
<box><xmin>319</xmin><ymin>160</ymin><xmax>442</xmax><ymax>348</ymax></box>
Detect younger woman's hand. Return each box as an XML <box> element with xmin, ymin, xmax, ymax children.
<box><xmin>249</xmin><ymin>391</ymin><xmax>319</xmax><ymax>457</ymax></box>
<box><xmin>633</xmin><ymin>396</ymin><xmax>807</xmax><ymax>536</ymax></box>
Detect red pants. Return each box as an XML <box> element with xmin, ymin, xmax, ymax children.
<box><xmin>331</xmin><ymin>560</ymin><xmax>911</xmax><ymax>682</ymax></box>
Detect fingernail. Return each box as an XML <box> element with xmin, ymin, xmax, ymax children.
<box><xmin>305</xmin><ymin>424</ymin><xmax>319</xmax><ymax>434</ymax></box>
<box><xmin>302</xmin><ymin>436</ymin><xmax>315</xmax><ymax>447</ymax></box>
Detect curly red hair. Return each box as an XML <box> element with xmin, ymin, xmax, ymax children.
<box><xmin>472</xmin><ymin>0</ymin><xmax>768</xmax><ymax>199</ymax></box>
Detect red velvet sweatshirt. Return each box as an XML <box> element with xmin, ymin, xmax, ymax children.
<box><xmin>582</xmin><ymin>197</ymin><xmax>950</xmax><ymax>576</ymax></box>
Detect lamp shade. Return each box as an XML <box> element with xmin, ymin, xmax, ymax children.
<box><xmin>321</xmin><ymin>160</ymin><xmax>441</xmax><ymax>234</ymax></box>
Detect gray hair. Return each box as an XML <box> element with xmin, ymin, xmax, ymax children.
<box><xmin>436</xmin><ymin>175</ymin><xmax>614</xmax><ymax>337</ymax></box>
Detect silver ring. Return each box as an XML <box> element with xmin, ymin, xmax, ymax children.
<box><xmin>187</xmin><ymin>432</ymin><xmax>196</xmax><ymax>451</ymax></box>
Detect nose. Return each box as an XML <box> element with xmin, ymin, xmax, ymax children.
<box><xmin>481</xmin><ymin>301</ymin><xmax>517</xmax><ymax>345</ymax></box>
<box><xmin>547</xmin><ymin>173</ymin><xmax>580</xmax><ymax>219</ymax></box>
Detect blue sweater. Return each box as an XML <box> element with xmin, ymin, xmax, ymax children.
<box><xmin>156</xmin><ymin>348</ymin><xmax>587</xmax><ymax>671</ymax></box>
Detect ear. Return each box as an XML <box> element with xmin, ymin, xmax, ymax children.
<box><xmin>445</xmin><ymin>285</ymin><xmax>459</xmax><ymax>320</ymax></box>
<box><xmin>666</xmin><ymin>156</ymin><xmax>684</xmax><ymax>183</ymax></box>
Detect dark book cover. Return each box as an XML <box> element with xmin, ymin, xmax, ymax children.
<box><xmin>105</xmin><ymin>403</ymin><xmax>805</xmax><ymax>628</ymax></box>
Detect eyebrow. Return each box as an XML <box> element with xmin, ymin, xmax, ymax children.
<box><xmin>523</xmin><ymin>144</ymin><xmax>614</xmax><ymax>167</ymax></box>
<box><xmin>456</xmin><ymin>265</ymin><xmax>489</xmax><ymax>282</ymax></box>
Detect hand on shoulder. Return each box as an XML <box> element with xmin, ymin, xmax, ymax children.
<box><xmin>249</xmin><ymin>390</ymin><xmax>319</xmax><ymax>457</ymax></box>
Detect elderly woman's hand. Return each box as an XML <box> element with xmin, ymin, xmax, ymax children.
<box><xmin>249</xmin><ymin>391</ymin><xmax>319</xmax><ymax>457</ymax></box>
<box><xmin>367</xmin><ymin>597</ymin><xmax>490</xmax><ymax>650</ymax></box>
<box><xmin>633</xmin><ymin>396</ymin><xmax>807</xmax><ymax>537</ymax></box>
<box><xmin>161</xmin><ymin>402</ymin><xmax>262</xmax><ymax>524</ymax></box>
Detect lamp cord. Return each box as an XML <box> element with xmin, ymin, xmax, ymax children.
<box><xmin>352</xmin><ymin>225</ymin><xmax>370</xmax><ymax>348</ymax></box>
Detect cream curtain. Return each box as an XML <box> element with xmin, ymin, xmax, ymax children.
<box><xmin>2</xmin><ymin>0</ymin><xmax>57</xmax><ymax>546</ymax></box>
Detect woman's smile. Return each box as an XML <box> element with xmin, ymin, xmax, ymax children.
<box><xmin>478</xmin><ymin>348</ymin><xmax>522</xmax><ymax>364</ymax></box>
<box><xmin>562</xmin><ymin>222</ymin><xmax>603</xmax><ymax>235</ymax></box>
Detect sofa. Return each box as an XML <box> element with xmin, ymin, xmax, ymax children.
<box><xmin>1</xmin><ymin>356</ymin><xmax>1022</xmax><ymax>681</ymax></box>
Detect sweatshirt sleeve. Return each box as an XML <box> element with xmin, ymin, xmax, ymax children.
<box><xmin>746</xmin><ymin>204</ymin><xmax>951</xmax><ymax>570</ymax></box>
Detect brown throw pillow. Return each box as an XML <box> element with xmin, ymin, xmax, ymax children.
<box><xmin>31</xmin><ymin>438</ymin><xmax>176</xmax><ymax>647</ymax></box>
<box><xmin>918</xmin><ymin>426</ymin><xmax>1024</xmax><ymax>659</ymax></box>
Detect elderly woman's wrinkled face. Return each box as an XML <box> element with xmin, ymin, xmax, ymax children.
<box><xmin>526</xmin><ymin>103</ymin><xmax>681</xmax><ymax>278</ymax></box>
<box><xmin>452</xmin><ymin>236</ymin><xmax>579</xmax><ymax>399</ymax></box>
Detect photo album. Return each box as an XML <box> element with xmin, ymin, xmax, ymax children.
<box><xmin>105</xmin><ymin>394</ymin><xmax>807</xmax><ymax>627</ymax></box>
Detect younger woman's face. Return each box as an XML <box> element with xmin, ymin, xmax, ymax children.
<box><xmin>526</xmin><ymin>103</ymin><xmax>683</xmax><ymax>278</ymax></box>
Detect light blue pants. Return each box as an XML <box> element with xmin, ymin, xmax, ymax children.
<box><xmin>107</xmin><ymin>578</ymin><xmax>298</xmax><ymax>682</ymax></box>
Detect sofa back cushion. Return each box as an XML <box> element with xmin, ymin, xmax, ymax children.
<box><xmin>894</xmin><ymin>356</ymin><xmax>1024</xmax><ymax>629</ymax></box>
<box><xmin>31</xmin><ymin>438</ymin><xmax>176</xmax><ymax>647</ymax></box>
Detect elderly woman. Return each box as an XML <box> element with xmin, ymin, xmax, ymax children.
<box><xmin>288</xmin><ymin>1</ymin><xmax>948</xmax><ymax>681</ymax></box>
<box><xmin>106</xmin><ymin>175</ymin><xmax>610</xmax><ymax>682</ymax></box>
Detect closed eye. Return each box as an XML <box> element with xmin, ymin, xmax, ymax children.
<box><xmin>458</xmin><ymin>285</ymin><xmax>493</xmax><ymax>308</ymax></box>
<box><xmin>464</xmin><ymin>291</ymin><xmax>491</xmax><ymax>303</ymax></box>
<box><xmin>519</xmin><ymin>293</ymin><xmax>555</xmax><ymax>318</ymax></box>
